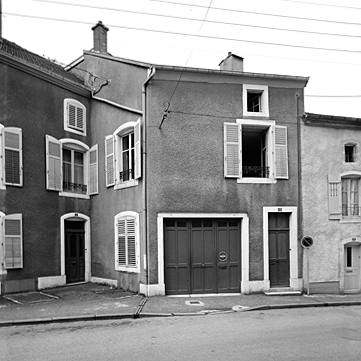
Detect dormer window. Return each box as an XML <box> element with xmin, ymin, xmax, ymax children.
<box><xmin>64</xmin><ymin>99</ymin><xmax>86</xmax><ymax>136</ymax></box>
<box><xmin>345</xmin><ymin>144</ymin><xmax>356</xmax><ymax>163</ymax></box>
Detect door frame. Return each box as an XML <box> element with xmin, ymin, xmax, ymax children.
<box><xmin>339</xmin><ymin>237</ymin><xmax>361</xmax><ymax>293</ymax></box>
<box><xmin>156</xmin><ymin>213</ymin><xmax>249</xmax><ymax>296</ymax></box>
<box><xmin>263</xmin><ymin>207</ymin><xmax>300</xmax><ymax>291</ymax></box>
<box><xmin>61</xmin><ymin>213</ymin><xmax>91</xmax><ymax>283</ymax></box>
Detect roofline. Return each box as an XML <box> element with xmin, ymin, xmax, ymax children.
<box><xmin>0</xmin><ymin>50</ymin><xmax>91</xmax><ymax>97</ymax></box>
<box><xmin>303</xmin><ymin>112</ymin><xmax>361</xmax><ymax>129</ymax></box>
<box><xmin>65</xmin><ymin>54</ymin><xmax>85</xmax><ymax>71</ymax></box>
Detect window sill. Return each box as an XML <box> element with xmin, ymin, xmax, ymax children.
<box><xmin>115</xmin><ymin>179</ymin><xmax>139</xmax><ymax>190</ymax></box>
<box><xmin>64</xmin><ymin>127</ymin><xmax>86</xmax><ymax>137</ymax></box>
<box><xmin>115</xmin><ymin>267</ymin><xmax>140</xmax><ymax>273</ymax></box>
<box><xmin>340</xmin><ymin>218</ymin><xmax>361</xmax><ymax>224</ymax></box>
<box><xmin>59</xmin><ymin>192</ymin><xmax>90</xmax><ymax>200</ymax></box>
<box><xmin>237</xmin><ymin>177</ymin><xmax>276</xmax><ymax>184</ymax></box>
<box><xmin>243</xmin><ymin>111</ymin><xmax>269</xmax><ymax>118</ymax></box>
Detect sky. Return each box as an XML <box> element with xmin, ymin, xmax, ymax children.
<box><xmin>1</xmin><ymin>0</ymin><xmax>361</xmax><ymax>117</ymax></box>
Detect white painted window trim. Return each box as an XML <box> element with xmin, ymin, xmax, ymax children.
<box><xmin>113</xmin><ymin>121</ymin><xmax>140</xmax><ymax>190</ymax></box>
<box><xmin>243</xmin><ymin>84</ymin><xmax>269</xmax><ymax>117</ymax></box>
<box><xmin>236</xmin><ymin>119</ymin><xmax>276</xmax><ymax>184</ymax></box>
<box><xmin>263</xmin><ymin>207</ymin><xmax>300</xmax><ymax>291</ymax></box>
<box><xmin>0</xmin><ymin>212</ymin><xmax>6</xmax><ymax>275</ymax></box>
<box><xmin>156</xmin><ymin>213</ymin><xmax>249</xmax><ymax>296</ymax></box>
<box><xmin>63</xmin><ymin>99</ymin><xmax>86</xmax><ymax>136</ymax></box>
<box><xmin>114</xmin><ymin>211</ymin><xmax>140</xmax><ymax>273</ymax></box>
<box><xmin>0</xmin><ymin>124</ymin><xmax>4</xmax><ymax>190</ymax></box>
<box><xmin>60</xmin><ymin>213</ymin><xmax>91</xmax><ymax>282</ymax></box>
<box><xmin>58</xmin><ymin>139</ymin><xmax>91</xmax><ymax>199</ymax></box>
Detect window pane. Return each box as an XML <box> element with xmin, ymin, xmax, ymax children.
<box><xmin>347</xmin><ymin>247</ymin><xmax>352</xmax><ymax>267</ymax></box>
<box><xmin>74</xmin><ymin>151</ymin><xmax>83</xmax><ymax>165</ymax></box>
<box><xmin>122</xmin><ymin>135</ymin><xmax>129</xmax><ymax>151</ymax></box>
<box><xmin>247</xmin><ymin>92</ymin><xmax>262</xmax><ymax>112</ymax></box>
<box><xmin>345</xmin><ymin>146</ymin><xmax>355</xmax><ymax>162</ymax></box>
<box><xmin>63</xmin><ymin>148</ymin><xmax>71</xmax><ymax>163</ymax></box>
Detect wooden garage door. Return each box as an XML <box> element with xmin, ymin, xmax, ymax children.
<box><xmin>164</xmin><ymin>218</ymin><xmax>241</xmax><ymax>295</ymax></box>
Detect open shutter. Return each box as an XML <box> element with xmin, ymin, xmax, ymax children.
<box><xmin>89</xmin><ymin>144</ymin><xmax>98</xmax><ymax>195</ymax></box>
<box><xmin>117</xmin><ymin>218</ymin><xmax>126</xmax><ymax>267</ymax></box>
<box><xmin>4</xmin><ymin>214</ymin><xmax>23</xmax><ymax>269</ymax></box>
<box><xmin>275</xmin><ymin>125</ymin><xmax>288</xmax><ymax>179</ymax></box>
<box><xmin>105</xmin><ymin>135</ymin><xmax>115</xmax><ymax>187</ymax></box>
<box><xmin>134</xmin><ymin>118</ymin><xmax>141</xmax><ymax>180</ymax></box>
<box><xmin>3</xmin><ymin>127</ymin><xmax>22</xmax><ymax>186</ymax></box>
<box><xmin>224</xmin><ymin>122</ymin><xmax>241</xmax><ymax>178</ymax></box>
<box><xmin>46</xmin><ymin>135</ymin><xmax>62</xmax><ymax>191</ymax></box>
<box><xmin>328</xmin><ymin>174</ymin><xmax>341</xmax><ymax>220</ymax></box>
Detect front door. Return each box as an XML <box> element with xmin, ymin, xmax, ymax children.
<box><xmin>164</xmin><ymin>218</ymin><xmax>241</xmax><ymax>295</ymax></box>
<box><xmin>65</xmin><ymin>221</ymin><xmax>85</xmax><ymax>284</ymax></box>
<box><xmin>269</xmin><ymin>213</ymin><xmax>290</xmax><ymax>287</ymax></box>
<box><xmin>344</xmin><ymin>245</ymin><xmax>360</xmax><ymax>293</ymax></box>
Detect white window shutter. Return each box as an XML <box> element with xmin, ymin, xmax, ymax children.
<box><xmin>224</xmin><ymin>123</ymin><xmax>241</xmax><ymax>178</ymax></box>
<box><xmin>89</xmin><ymin>144</ymin><xmax>98</xmax><ymax>195</ymax></box>
<box><xmin>3</xmin><ymin>127</ymin><xmax>22</xmax><ymax>186</ymax></box>
<box><xmin>134</xmin><ymin>118</ymin><xmax>141</xmax><ymax>180</ymax></box>
<box><xmin>275</xmin><ymin>126</ymin><xmax>288</xmax><ymax>179</ymax></box>
<box><xmin>117</xmin><ymin>218</ymin><xmax>126</xmax><ymax>266</ymax></box>
<box><xmin>4</xmin><ymin>214</ymin><xmax>23</xmax><ymax>269</ymax></box>
<box><xmin>46</xmin><ymin>135</ymin><xmax>62</xmax><ymax>191</ymax></box>
<box><xmin>328</xmin><ymin>174</ymin><xmax>341</xmax><ymax>220</ymax></box>
<box><xmin>105</xmin><ymin>135</ymin><xmax>115</xmax><ymax>187</ymax></box>
<box><xmin>126</xmin><ymin>218</ymin><xmax>137</xmax><ymax>267</ymax></box>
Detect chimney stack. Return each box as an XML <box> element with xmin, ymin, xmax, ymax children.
<box><xmin>91</xmin><ymin>21</ymin><xmax>109</xmax><ymax>54</ymax></box>
<box><xmin>219</xmin><ymin>52</ymin><xmax>244</xmax><ymax>72</ymax></box>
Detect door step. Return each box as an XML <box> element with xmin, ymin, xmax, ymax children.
<box><xmin>264</xmin><ymin>288</ymin><xmax>302</xmax><ymax>296</ymax></box>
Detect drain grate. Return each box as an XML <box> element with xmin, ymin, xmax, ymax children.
<box><xmin>4</xmin><ymin>292</ymin><xmax>58</xmax><ymax>305</ymax></box>
<box><xmin>185</xmin><ymin>300</ymin><xmax>204</xmax><ymax>306</ymax></box>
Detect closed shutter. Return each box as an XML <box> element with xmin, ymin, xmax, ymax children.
<box><xmin>89</xmin><ymin>144</ymin><xmax>98</xmax><ymax>195</ymax></box>
<box><xmin>67</xmin><ymin>102</ymin><xmax>85</xmax><ymax>132</ymax></box>
<box><xmin>134</xmin><ymin>118</ymin><xmax>141</xmax><ymax>180</ymax></box>
<box><xmin>275</xmin><ymin>126</ymin><xmax>288</xmax><ymax>179</ymax></box>
<box><xmin>105</xmin><ymin>135</ymin><xmax>115</xmax><ymax>187</ymax></box>
<box><xmin>224</xmin><ymin>123</ymin><xmax>241</xmax><ymax>178</ymax></box>
<box><xmin>46</xmin><ymin>135</ymin><xmax>62</xmax><ymax>191</ymax></box>
<box><xmin>3</xmin><ymin>127</ymin><xmax>22</xmax><ymax>186</ymax></box>
<box><xmin>328</xmin><ymin>174</ymin><xmax>341</xmax><ymax>220</ymax></box>
<box><xmin>116</xmin><ymin>216</ymin><xmax>137</xmax><ymax>268</ymax></box>
<box><xmin>4</xmin><ymin>214</ymin><xmax>23</xmax><ymax>269</ymax></box>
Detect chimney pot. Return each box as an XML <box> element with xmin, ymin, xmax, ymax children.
<box><xmin>91</xmin><ymin>21</ymin><xmax>109</xmax><ymax>54</ymax></box>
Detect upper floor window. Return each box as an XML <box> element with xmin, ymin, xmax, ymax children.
<box><xmin>243</xmin><ymin>85</ymin><xmax>269</xmax><ymax>117</ymax></box>
<box><xmin>0</xmin><ymin>124</ymin><xmax>23</xmax><ymax>189</ymax></box>
<box><xmin>105</xmin><ymin>119</ymin><xmax>141</xmax><ymax>190</ymax></box>
<box><xmin>224</xmin><ymin>119</ymin><xmax>288</xmax><ymax>184</ymax></box>
<box><xmin>345</xmin><ymin>144</ymin><xmax>356</xmax><ymax>163</ymax></box>
<box><xmin>64</xmin><ymin>99</ymin><xmax>86</xmax><ymax>136</ymax></box>
<box><xmin>342</xmin><ymin>177</ymin><xmax>360</xmax><ymax>217</ymax></box>
<box><xmin>45</xmin><ymin>136</ymin><xmax>98</xmax><ymax>198</ymax></box>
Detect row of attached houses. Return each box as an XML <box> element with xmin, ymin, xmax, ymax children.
<box><xmin>0</xmin><ymin>21</ymin><xmax>360</xmax><ymax>296</ymax></box>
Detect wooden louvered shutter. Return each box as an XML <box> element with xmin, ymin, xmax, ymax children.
<box><xmin>89</xmin><ymin>144</ymin><xmax>98</xmax><ymax>195</ymax></box>
<box><xmin>328</xmin><ymin>174</ymin><xmax>341</xmax><ymax>220</ymax></box>
<box><xmin>224</xmin><ymin>123</ymin><xmax>241</xmax><ymax>178</ymax></box>
<box><xmin>117</xmin><ymin>218</ymin><xmax>126</xmax><ymax>266</ymax></box>
<box><xmin>3</xmin><ymin>127</ymin><xmax>22</xmax><ymax>186</ymax></box>
<box><xmin>105</xmin><ymin>135</ymin><xmax>115</xmax><ymax>187</ymax></box>
<box><xmin>116</xmin><ymin>216</ymin><xmax>137</xmax><ymax>268</ymax></box>
<box><xmin>67</xmin><ymin>102</ymin><xmax>85</xmax><ymax>132</ymax></box>
<box><xmin>275</xmin><ymin>125</ymin><xmax>288</xmax><ymax>179</ymax></box>
<box><xmin>46</xmin><ymin>135</ymin><xmax>62</xmax><ymax>191</ymax></box>
<box><xmin>126</xmin><ymin>218</ymin><xmax>136</xmax><ymax>267</ymax></box>
<box><xmin>134</xmin><ymin>118</ymin><xmax>141</xmax><ymax>180</ymax></box>
<box><xmin>4</xmin><ymin>214</ymin><xmax>23</xmax><ymax>269</ymax></box>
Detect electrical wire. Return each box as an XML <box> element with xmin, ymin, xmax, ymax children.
<box><xmin>4</xmin><ymin>12</ymin><xmax>361</xmax><ymax>54</ymax></box>
<box><xmin>275</xmin><ymin>0</ymin><xmax>361</xmax><ymax>10</ymax></box>
<box><xmin>25</xmin><ymin>0</ymin><xmax>361</xmax><ymax>38</ymax></box>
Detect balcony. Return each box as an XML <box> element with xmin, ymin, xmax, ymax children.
<box><xmin>242</xmin><ymin>166</ymin><xmax>269</xmax><ymax>178</ymax></box>
<box><xmin>63</xmin><ymin>182</ymin><xmax>87</xmax><ymax>194</ymax></box>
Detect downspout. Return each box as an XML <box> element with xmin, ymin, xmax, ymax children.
<box><xmin>142</xmin><ymin>66</ymin><xmax>156</xmax><ymax>296</ymax></box>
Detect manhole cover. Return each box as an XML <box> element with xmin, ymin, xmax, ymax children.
<box><xmin>4</xmin><ymin>292</ymin><xmax>58</xmax><ymax>305</ymax></box>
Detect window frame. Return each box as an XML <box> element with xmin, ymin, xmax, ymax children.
<box><xmin>114</xmin><ymin>211</ymin><xmax>140</xmax><ymax>273</ymax></box>
<box><xmin>344</xmin><ymin>142</ymin><xmax>358</xmax><ymax>164</ymax></box>
<box><xmin>63</xmin><ymin>99</ymin><xmax>86</xmax><ymax>136</ymax></box>
<box><xmin>342</xmin><ymin>176</ymin><xmax>361</xmax><ymax>219</ymax></box>
<box><xmin>243</xmin><ymin>84</ymin><xmax>269</xmax><ymax>117</ymax></box>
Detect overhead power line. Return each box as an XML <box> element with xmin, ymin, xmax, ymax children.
<box><xmin>305</xmin><ymin>94</ymin><xmax>361</xmax><ymax>98</ymax></box>
<box><xmin>29</xmin><ymin>0</ymin><xmax>361</xmax><ymax>27</ymax></box>
<box><xmin>276</xmin><ymin>0</ymin><xmax>361</xmax><ymax>10</ymax></box>
<box><xmin>24</xmin><ymin>0</ymin><xmax>361</xmax><ymax>39</ymax></box>
<box><xmin>5</xmin><ymin>12</ymin><xmax>361</xmax><ymax>55</ymax></box>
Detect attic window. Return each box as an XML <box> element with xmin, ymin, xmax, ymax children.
<box><xmin>247</xmin><ymin>91</ymin><xmax>262</xmax><ymax>113</ymax></box>
<box><xmin>64</xmin><ymin>99</ymin><xmax>86</xmax><ymax>136</ymax></box>
<box><xmin>243</xmin><ymin>84</ymin><xmax>269</xmax><ymax>117</ymax></box>
<box><xmin>345</xmin><ymin>145</ymin><xmax>355</xmax><ymax>163</ymax></box>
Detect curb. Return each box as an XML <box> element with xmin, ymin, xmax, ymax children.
<box><xmin>1</xmin><ymin>301</ymin><xmax>361</xmax><ymax>327</ymax></box>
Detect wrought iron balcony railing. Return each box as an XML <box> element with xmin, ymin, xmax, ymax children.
<box><xmin>242</xmin><ymin>166</ymin><xmax>270</xmax><ymax>178</ymax></box>
<box><xmin>119</xmin><ymin>169</ymin><xmax>133</xmax><ymax>181</ymax></box>
<box><xmin>63</xmin><ymin>182</ymin><xmax>87</xmax><ymax>194</ymax></box>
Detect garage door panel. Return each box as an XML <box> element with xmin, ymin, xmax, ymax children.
<box><xmin>177</xmin><ymin>230</ymin><xmax>188</xmax><ymax>263</ymax></box>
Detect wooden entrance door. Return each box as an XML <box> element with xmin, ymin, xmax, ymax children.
<box><xmin>344</xmin><ymin>245</ymin><xmax>360</xmax><ymax>293</ymax></box>
<box><xmin>65</xmin><ymin>221</ymin><xmax>85</xmax><ymax>284</ymax></box>
<box><xmin>269</xmin><ymin>213</ymin><xmax>290</xmax><ymax>287</ymax></box>
<box><xmin>164</xmin><ymin>219</ymin><xmax>241</xmax><ymax>295</ymax></box>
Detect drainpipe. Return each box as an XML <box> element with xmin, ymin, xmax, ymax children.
<box><xmin>142</xmin><ymin>66</ymin><xmax>156</xmax><ymax>296</ymax></box>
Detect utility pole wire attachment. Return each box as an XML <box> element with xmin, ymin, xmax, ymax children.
<box><xmin>159</xmin><ymin>102</ymin><xmax>171</xmax><ymax>129</ymax></box>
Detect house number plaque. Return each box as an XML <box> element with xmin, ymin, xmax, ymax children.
<box><xmin>219</xmin><ymin>252</ymin><xmax>228</xmax><ymax>262</ymax></box>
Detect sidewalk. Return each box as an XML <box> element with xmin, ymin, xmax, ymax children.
<box><xmin>1</xmin><ymin>283</ymin><xmax>361</xmax><ymax>327</ymax></box>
